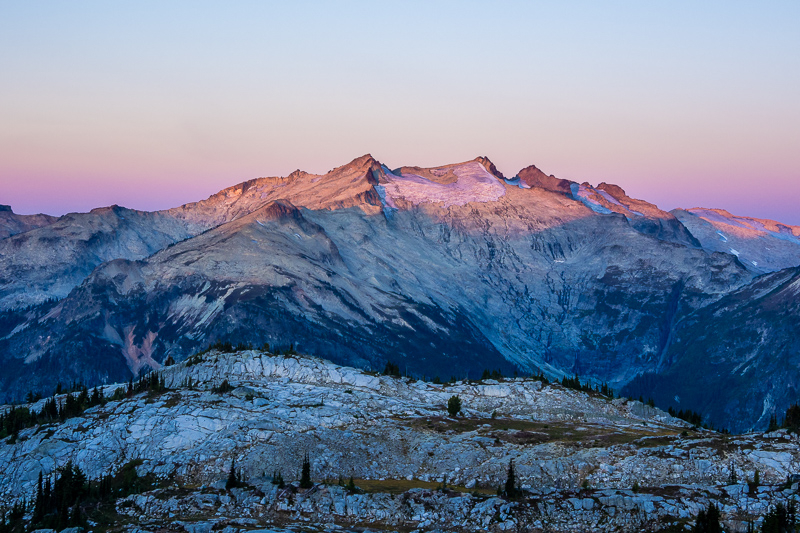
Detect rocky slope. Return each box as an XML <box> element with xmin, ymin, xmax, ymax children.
<box><xmin>1</xmin><ymin>351</ymin><xmax>798</xmax><ymax>532</ymax></box>
<box><xmin>624</xmin><ymin>265</ymin><xmax>800</xmax><ymax>433</ymax></box>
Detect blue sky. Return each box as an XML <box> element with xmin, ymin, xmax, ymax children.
<box><xmin>1</xmin><ymin>1</ymin><xmax>799</xmax><ymax>223</ymax></box>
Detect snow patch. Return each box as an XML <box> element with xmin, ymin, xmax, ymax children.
<box><xmin>716</xmin><ymin>231</ymin><xmax>728</xmax><ymax>242</ymax></box>
<box><xmin>729</xmin><ymin>248</ymin><xmax>740</xmax><ymax>257</ymax></box>
<box><xmin>787</xmin><ymin>276</ymin><xmax>800</xmax><ymax>297</ymax></box>
<box><xmin>571</xmin><ymin>183</ymin><xmax>612</xmax><ymax>214</ymax></box>
<box><xmin>503</xmin><ymin>177</ymin><xmax>531</xmax><ymax>189</ymax></box>
<box><xmin>380</xmin><ymin>162</ymin><xmax>505</xmax><ymax>208</ymax></box>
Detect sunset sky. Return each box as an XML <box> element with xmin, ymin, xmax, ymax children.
<box><xmin>2</xmin><ymin>1</ymin><xmax>799</xmax><ymax>223</ymax></box>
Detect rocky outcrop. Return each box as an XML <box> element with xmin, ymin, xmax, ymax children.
<box><xmin>1</xmin><ymin>351</ymin><xmax>798</xmax><ymax>532</ymax></box>
<box><xmin>515</xmin><ymin>165</ymin><xmax>574</xmax><ymax>195</ymax></box>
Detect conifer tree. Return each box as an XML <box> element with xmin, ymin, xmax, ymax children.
<box><xmin>300</xmin><ymin>454</ymin><xmax>313</xmax><ymax>488</ymax></box>
<box><xmin>768</xmin><ymin>414</ymin><xmax>779</xmax><ymax>432</ymax></box>
<box><xmin>447</xmin><ymin>395</ymin><xmax>462</xmax><ymax>417</ymax></box>
<box><xmin>504</xmin><ymin>459</ymin><xmax>517</xmax><ymax>499</ymax></box>
<box><xmin>32</xmin><ymin>471</ymin><xmax>44</xmax><ymax>523</ymax></box>
<box><xmin>226</xmin><ymin>460</ymin><xmax>238</xmax><ymax>489</ymax></box>
<box><xmin>692</xmin><ymin>502</ymin><xmax>722</xmax><ymax>533</ymax></box>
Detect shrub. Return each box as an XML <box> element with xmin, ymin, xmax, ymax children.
<box><xmin>211</xmin><ymin>380</ymin><xmax>234</xmax><ymax>394</ymax></box>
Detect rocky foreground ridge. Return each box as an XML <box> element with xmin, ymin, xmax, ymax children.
<box><xmin>1</xmin><ymin>350</ymin><xmax>799</xmax><ymax>532</ymax></box>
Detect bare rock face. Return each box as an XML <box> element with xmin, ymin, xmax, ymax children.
<box><xmin>571</xmin><ymin>180</ymin><xmax>701</xmax><ymax>246</ymax></box>
<box><xmin>515</xmin><ymin>165</ymin><xmax>574</xmax><ymax>195</ymax></box>
<box><xmin>474</xmin><ymin>155</ymin><xmax>505</xmax><ymax>179</ymax></box>
<box><xmin>169</xmin><ymin>154</ymin><xmax>385</xmax><ymax>230</ymax></box>
<box><xmin>1</xmin><ymin>351</ymin><xmax>798</xmax><ymax>533</ymax></box>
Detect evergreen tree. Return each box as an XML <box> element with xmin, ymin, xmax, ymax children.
<box><xmin>692</xmin><ymin>502</ymin><xmax>722</xmax><ymax>533</ymax></box>
<box><xmin>226</xmin><ymin>460</ymin><xmax>238</xmax><ymax>489</ymax></box>
<box><xmin>761</xmin><ymin>501</ymin><xmax>796</xmax><ymax>533</ymax></box>
<box><xmin>768</xmin><ymin>414</ymin><xmax>779</xmax><ymax>432</ymax></box>
<box><xmin>504</xmin><ymin>459</ymin><xmax>518</xmax><ymax>499</ymax></box>
<box><xmin>300</xmin><ymin>454</ymin><xmax>313</xmax><ymax>488</ymax></box>
<box><xmin>447</xmin><ymin>395</ymin><xmax>462</xmax><ymax>417</ymax></box>
<box><xmin>32</xmin><ymin>471</ymin><xmax>44</xmax><ymax>523</ymax></box>
<box><xmin>383</xmin><ymin>362</ymin><xmax>401</xmax><ymax>377</ymax></box>
<box><xmin>783</xmin><ymin>403</ymin><xmax>800</xmax><ymax>432</ymax></box>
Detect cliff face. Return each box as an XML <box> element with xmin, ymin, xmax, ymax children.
<box><xmin>0</xmin><ymin>155</ymin><xmax>798</xmax><ymax>432</ymax></box>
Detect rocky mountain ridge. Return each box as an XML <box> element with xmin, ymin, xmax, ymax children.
<box><xmin>1</xmin><ymin>155</ymin><xmax>799</xmax><ymax>432</ymax></box>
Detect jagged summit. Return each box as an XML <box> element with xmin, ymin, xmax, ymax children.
<box><xmin>473</xmin><ymin>155</ymin><xmax>505</xmax><ymax>179</ymax></box>
<box><xmin>512</xmin><ymin>164</ymin><xmax>574</xmax><ymax>195</ymax></box>
<box><xmin>170</xmin><ymin>154</ymin><xmax>385</xmax><ymax>230</ymax></box>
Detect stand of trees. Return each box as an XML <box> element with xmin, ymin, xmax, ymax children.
<box><xmin>23</xmin><ymin>459</ymin><xmax>155</xmax><ymax>532</ymax></box>
<box><xmin>1</xmin><ymin>371</ymin><xmax>168</xmax><ymax>442</ymax></box>
<box><xmin>768</xmin><ymin>404</ymin><xmax>800</xmax><ymax>433</ymax></box>
<box><xmin>0</xmin><ymin>385</ymin><xmax>104</xmax><ymax>440</ymax></box>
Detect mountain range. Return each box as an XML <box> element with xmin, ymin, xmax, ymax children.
<box><xmin>2</xmin><ymin>155</ymin><xmax>799</xmax><ymax>432</ymax></box>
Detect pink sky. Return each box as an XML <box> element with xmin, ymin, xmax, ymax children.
<box><xmin>2</xmin><ymin>2</ymin><xmax>798</xmax><ymax>224</ymax></box>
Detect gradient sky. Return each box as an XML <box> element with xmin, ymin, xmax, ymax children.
<box><xmin>1</xmin><ymin>1</ymin><xmax>799</xmax><ymax>223</ymax></box>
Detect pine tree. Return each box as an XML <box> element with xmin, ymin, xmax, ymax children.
<box><xmin>32</xmin><ymin>471</ymin><xmax>44</xmax><ymax>523</ymax></box>
<box><xmin>783</xmin><ymin>403</ymin><xmax>800</xmax><ymax>432</ymax></box>
<box><xmin>692</xmin><ymin>502</ymin><xmax>722</xmax><ymax>533</ymax></box>
<box><xmin>226</xmin><ymin>460</ymin><xmax>238</xmax><ymax>489</ymax></box>
<box><xmin>761</xmin><ymin>501</ymin><xmax>796</xmax><ymax>533</ymax></box>
<box><xmin>300</xmin><ymin>454</ymin><xmax>313</xmax><ymax>488</ymax></box>
<box><xmin>504</xmin><ymin>459</ymin><xmax>517</xmax><ymax>499</ymax></box>
<box><xmin>768</xmin><ymin>414</ymin><xmax>779</xmax><ymax>432</ymax></box>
